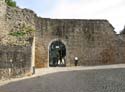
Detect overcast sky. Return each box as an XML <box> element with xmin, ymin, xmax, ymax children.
<box><xmin>15</xmin><ymin>0</ymin><xmax>125</xmax><ymax>33</ymax></box>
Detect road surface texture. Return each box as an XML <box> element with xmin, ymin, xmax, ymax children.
<box><xmin>0</xmin><ymin>65</ymin><xmax>125</xmax><ymax>92</ymax></box>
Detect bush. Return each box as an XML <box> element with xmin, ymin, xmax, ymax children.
<box><xmin>120</xmin><ymin>26</ymin><xmax>125</xmax><ymax>34</ymax></box>
<box><xmin>9</xmin><ymin>31</ymin><xmax>26</xmax><ymax>37</ymax></box>
<box><xmin>5</xmin><ymin>0</ymin><xmax>16</xmax><ymax>7</ymax></box>
<box><xmin>9</xmin><ymin>25</ymin><xmax>36</xmax><ymax>37</ymax></box>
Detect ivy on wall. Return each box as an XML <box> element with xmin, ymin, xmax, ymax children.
<box><xmin>8</xmin><ymin>24</ymin><xmax>36</xmax><ymax>45</ymax></box>
<box><xmin>9</xmin><ymin>24</ymin><xmax>35</xmax><ymax>37</ymax></box>
<box><xmin>9</xmin><ymin>31</ymin><xmax>26</xmax><ymax>37</ymax></box>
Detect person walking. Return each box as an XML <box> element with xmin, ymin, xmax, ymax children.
<box><xmin>74</xmin><ymin>57</ymin><xmax>78</xmax><ymax>66</ymax></box>
<box><xmin>52</xmin><ymin>50</ymin><xmax>58</xmax><ymax>66</ymax></box>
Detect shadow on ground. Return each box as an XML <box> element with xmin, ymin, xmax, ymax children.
<box><xmin>0</xmin><ymin>68</ymin><xmax>125</xmax><ymax>92</ymax></box>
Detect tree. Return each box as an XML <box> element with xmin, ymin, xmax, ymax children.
<box><xmin>120</xmin><ymin>25</ymin><xmax>125</xmax><ymax>34</ymax></box>
<box><xmin>5</xmin><ymin>0</ymin><xmax>16</xmax><ymax>7</ymax></box>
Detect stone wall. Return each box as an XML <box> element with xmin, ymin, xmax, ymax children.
<box><xmin>0</xmin><ymin>1</ymin><xmax>35</xmax><ymax>79</ymax></box>
<box><xmin>0</xmin><ymin>0</ymin><xmax>125</xmax><ymax>70</ymax></box>
<box><xmin>5</xmin><ymin>6</ymin><xmax>36</xmax><ymax>45</ymax></box>
<box><xmin>0</xmin><ymin>0</ymin><xmax>7</xmax><ymax>45</ymax></box>
<box><xmin>0</xmin><ymin>45</ymin><xmax>32</xmax><ymax>79</ymax></box>
<box><xmin>116</xmin><ymin>34</ymin><xmax>125</xmax><ymax>63</ymax></box>
<box><xmin>0</xmin><ymin>0</ymin><xmax>37</xmax><ymax>45</ymax></box>
<box><xmin>35</xmin><ymin>18</ymin><xmax>124</xmax><ymax>68</ymax></box>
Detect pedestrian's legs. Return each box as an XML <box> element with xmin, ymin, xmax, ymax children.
<box><xmin>60</xmin><ymin>57</ymin><xmax>62</xmax><ymax>64</ymax></box>
<box><xmin>53</xmin><ymin>58</ymin><xmax>55</xmax><ymax>66</ymax></box>
<box><xmin>55</xmin><ymin>57</ymin><xmax>58</xmax><ymax>66</ymax></box>
<box><xmin>75</xmin><ymin>60</ymin><xmax>78</xmax><ymax>66</ymax></box>
<box><xmin>53</xmin><ymin>57</ymin><xmax>57</xmax><ymax>66</ymax></box>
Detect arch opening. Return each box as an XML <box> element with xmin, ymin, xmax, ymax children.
<box><xmin>49</xmin><ymin>40</ymin><xmax>66</xmax><ymax>67</ymax></box>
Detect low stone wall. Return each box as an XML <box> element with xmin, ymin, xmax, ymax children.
<box><xmin>0</xmin><ymin>45</ymin><xmax>32</xmax><ymax>79</ymax></box>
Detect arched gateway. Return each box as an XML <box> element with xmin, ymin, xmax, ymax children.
<box><xmin>49</xmin><ymin>40</ymin><xmax>66</xmax><ymax>67</ymax></box>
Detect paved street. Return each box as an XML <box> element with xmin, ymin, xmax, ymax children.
<box><xmin>0</xmin><ymin>66</ymin><xmax>125</xmax><ymax>92</ymax></box>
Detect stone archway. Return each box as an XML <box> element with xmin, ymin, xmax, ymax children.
<box><xmin>49</xmin><ymin>40</ymin><xmax>66</xmax><ymax>67</ymax></box>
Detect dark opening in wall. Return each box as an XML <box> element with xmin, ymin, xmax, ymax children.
<box><xmin>49</xmin><ymin>40</ymin><xmax>66</xmax><ymax>67</ymax></box>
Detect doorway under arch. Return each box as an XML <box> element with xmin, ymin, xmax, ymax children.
<box><xmin>49</xmin><ymin>40</ymin><xmax>66</xmax><ymax>67</ymax></box>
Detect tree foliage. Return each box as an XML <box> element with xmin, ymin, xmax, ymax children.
<box><xmin>120</xmin><ymin>26</ymin><xmax>125</xmax><ymax>34</ymax></box>
<box><xmin>5</xmin><ymin>0</ymin><xmax>16</xmax><ymax>7</ymax></box>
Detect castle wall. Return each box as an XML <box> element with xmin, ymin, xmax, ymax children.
<box><xmin>0</xmin><ymin>1</ymin><xmax>36</xmax><ymax>79</ymax></box>
<box><xmin>116</xmin><ymin>34</ymin><xmax>125</xmax><ymax>63</ymax></box>
<box><xmin>35</xmin><ymin>18</ymin><xmax>123</xmax><ymax>68</ymax></box>
<box><xmin>0</xmin><ymin>45</ymin><xmax>32</xmax><ymax>79</ymax></box>
<box><xmin>0</xmin><ymin>0</ymin><xmax>7</xmax><ymax>45</ymax></box>
<box><xmin>0</xmin><ymin>0</ymin><xmax>125</xmax><ymax>71</ymax></box>
<box><xmin>5</xmin><ymin>6</ymin><xmax>36</xmax><ymax>45</ymax></box>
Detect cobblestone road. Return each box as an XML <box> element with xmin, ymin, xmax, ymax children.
<box><xmin>0</xmin><ymin>68</ymin><xmax>125</xmax><ymax>92</ymax></box>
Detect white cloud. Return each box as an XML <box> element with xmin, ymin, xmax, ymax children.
<box><xmin>15</xmin><ymin>0</ymin><xmax>125</xmax><ymax>33</ymax></box>
<box><xmin>43</xmin><ymin>0</ymin><xmax>125</xmax><ymax>33</ymax></box>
